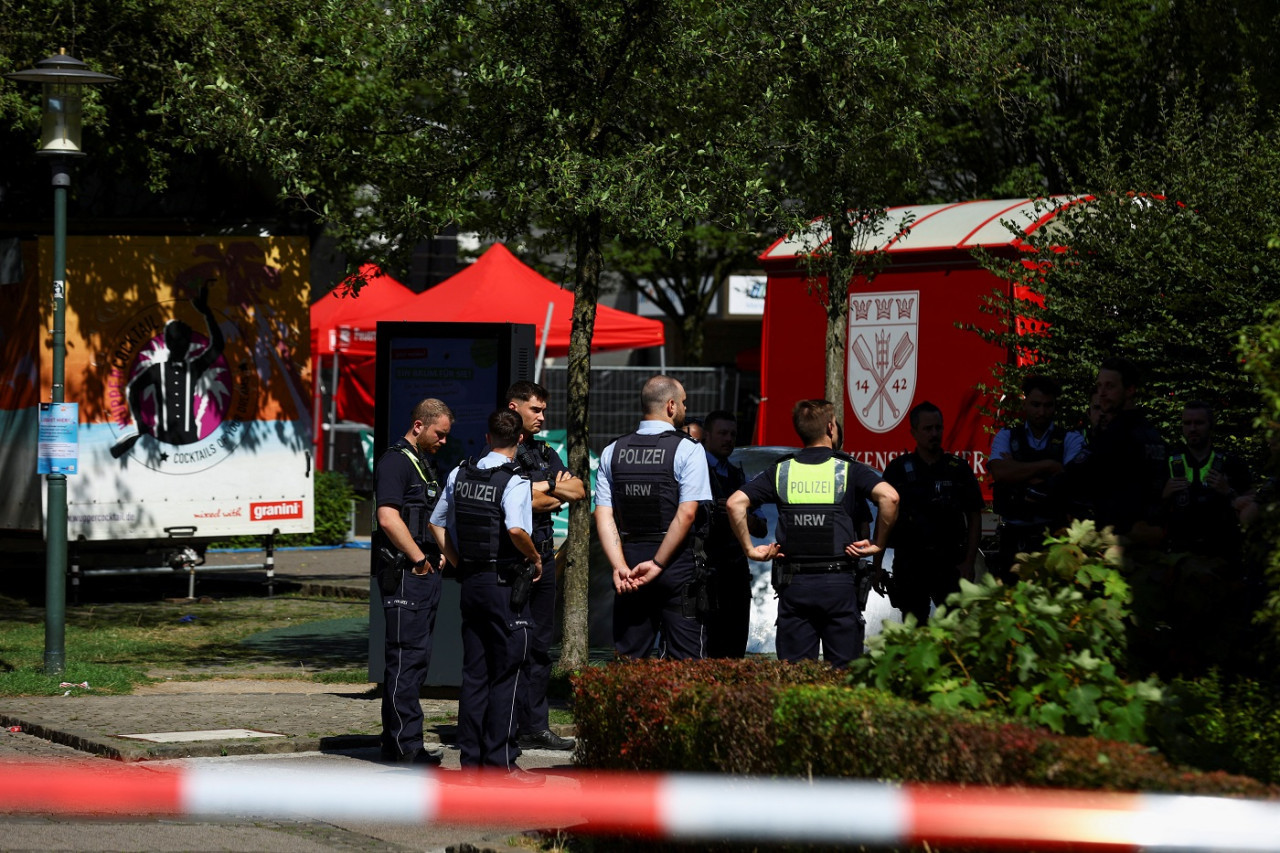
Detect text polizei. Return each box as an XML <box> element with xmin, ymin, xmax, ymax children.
<box><xmin>616</xmin><ymin>447</ymin><xmax>667</xmax><ymax>466</ymax></box>
<box><xmin>457</xmin><ymin>480</ymin><xmax>499</xmax><ymax>503</ymax></box>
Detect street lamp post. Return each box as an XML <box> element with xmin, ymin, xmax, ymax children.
<box><xmin>5</xmin><ymin>50</ymin><xmax>118</xmax><ymax>675</ymax></box>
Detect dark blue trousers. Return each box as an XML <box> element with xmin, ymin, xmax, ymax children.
<box><xmin>613</xmin><ymin>546</ymin><xmax>705</xmax><ymax>660</ymax></box>
<box><xmin>892</xmin><ymin>556</ymin><xmax>961</xmax><ymax>625</ymax></box>
<box><xmin>705</xmin><ymin>552</ymin><xmax>752</xmax><ymax>658</ymax></box>
<box><xmin>458</xmin><ymin>571</ymin><xmax>533</xmax><ymax>769</ymax></box>
<box><xmin>775</xmin><ymin>572</ymin><xmax>863</xmax><ymax>667</ymax></box>
<box><xmin>380</xmin><ymin>569</ymin><xmax>443</xmax><ymax>757</ymax></box>
<box><xmin>516</xmin><ymin>547</ymin><xmax>556</xmax><ymax>735</ymax></box>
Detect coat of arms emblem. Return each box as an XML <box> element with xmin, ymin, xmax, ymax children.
<box><xmin>847</xmin><ymin>290</ymin><xmax>918</xmax><ymax>433</ymax></box>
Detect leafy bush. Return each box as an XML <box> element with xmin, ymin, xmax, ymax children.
<box><xmin>1240</xmin><ymin>306</ymin><xmax>1280</xmax><ymax>658</ymax></box>
<box><xmin>573</xmin><ymin>658</ymin><xmax>841</xmax><ymax>773</ymax></box>
<box><xmin>210</xmin><ymin>471</ymin><xmax>355</xmax><ymax>549</ymax></box>
<box><xmin>572</xmin><ymin>660</ymin><xmax>1273</xmax><ymax>796</ymax></box>
<box><xmin>852</xmin><ymin>521</ymin><xmax>1161</xmax><ymax>742</ymax></box>
<box><xmin>1153</xmin><ymin>672</ymin><xmax>1280</xmax><ymax>785</ymax></box>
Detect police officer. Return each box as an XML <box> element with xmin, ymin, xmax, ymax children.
<box><xmin>702</xmin><ymin>410</ymin><xmax>765</xmax><ymax>658</ymax></box>
<box><xmin>879</xmin><ymin>401</ymin><xmax>983</xmax><ymax>625</ymax></box>
<box><xmin>372</xmin><ymin>398</ymin><xmax>453</xmax><ymax>765</ymax></box>
<box><xmin>1161</xmin><ymin>401</ymin><xmax>1252</xmax><ymax>559</ymax></box>
<box><xmin>1071</xmin><ymin>356</ymin><xmax>1167</xmax><ymax>540</ymax></box>
<box><xmin>594</xmin><ymin>375</ymin><xmax>713</xmax><ymax>660</ymax></box>
<box><xmin>727</xmin><ymin>400</ymin><xmax>898</xmax><ymax>666</ymax></box>
<box><xmin>505</xmin><ymin>380</ymin><xmax>583</xmax><ymax>752</ymax></box>
<box><xmin>429</xmin><ymin>409</ymin><xmax>544</xmax><ymax>786</ymax></box>
<box><xmin>1152</xmin><ymin>400</ymin><xmax>1256</xmax><ymax>674</ymax></box>
<box><xmin>989</xmin><ymin>375</ymin><xmax>1085</xmax><ymax>578</ymax></box>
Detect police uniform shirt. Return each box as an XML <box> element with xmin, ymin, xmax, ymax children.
<box><xmin>706</xmin><ymin>449</ymin><xmax>764</xmax><ymax>528</ymax></box>
<box><xmin>430</xmin><ymin>451</ymin><xmax>534</xmax><ymax>547</ymax></box>
<box><xmin>1084</xmin><ymin>409</ymin><xmax>1167</xmax><ymax>533</ymax></box>
<box><xmin>594</xmin><ymin>420</ymin><xmax>713</xmax><ymax>508</ymax></box>
<box><xmin>882</xmin><ymin>451</ymin><xmax>983</xmax><ymax>557</ymax></box>
<box><xmin>375</xmin><ymin>438</ymin><xmax>441</xmax><ymax>543</ymax></box>
<box><xmin>990</xmin><ymin>423</ymin><xmax>1085</xmax><ymax>465</ymax></box>
<box><xmin>736</xmin><ymin>447</ymin><xmax>880</xmax><ymax>551</ymax></box>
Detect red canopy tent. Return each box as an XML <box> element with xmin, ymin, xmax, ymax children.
<box><xmin>309</xmin><ymin>265</ymin><xmax>417</xmax><ymax>469</ymax></box>
<box><xmin>311</xmin><ymin>263</ymin><xmax>416</xmax><ymax>358</ymax></box>
<box><xmin>313</xmin><ymin>245</ymin><xmax>665</xmax><ymax>467</ymax></box>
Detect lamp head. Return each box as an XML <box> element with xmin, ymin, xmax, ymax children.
<box><xmin>5</xmin><ymin>50</ymin><xmax>119</xmax><ymax>156</ymax></box>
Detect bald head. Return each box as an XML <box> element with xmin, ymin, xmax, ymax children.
<box><xmin>640</xmin><ymin>375</ymin><xmax>687</xmax><ymax>428</ymax></box>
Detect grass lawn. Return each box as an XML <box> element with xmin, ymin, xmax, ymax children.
<box><xmin>0</xmin><ymin>592</ymin><xmax>371</xmax><ymax>696</ymax></box>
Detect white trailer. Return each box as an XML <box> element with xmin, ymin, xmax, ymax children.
<box><xmin>0</xmin><ymin>235</ymin><xmax>314</xmax><ymax>594</ymax></box>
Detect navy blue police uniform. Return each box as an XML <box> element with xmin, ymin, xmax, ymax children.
<box><xmin>1162</xmin><ymin>448</ymin><xmax>1251</xmax><ymax>560</ymax></box>
<box><xmin>704</xmin><ymin>451</ymin><xmax>760</xmax><ymax>658</ymax></box>
<box><xmin>1068</xmin><ymin>409</ymin><xmax>1166</xmax><ymax>535</ymax></box>
<box><xmin>596</xmin><ymin>422</ymin><xmax>713</xmax><ymax>660</ymax></box>
<box><xmin>430</xmin><ymin>452</ymin><xmax>534</xmax><ymax>770</ymax></box>
<box><xmin>882</xmin><ymin>451</ymin><xmax>983</xmax><ymax>624</ymax></box>
<box><xmin>991</xmin><ymin>422</ymin><xmax>1072</xmax><ymax>579</ymax></box>
<box><xmin>512</xmin><ymin>437</ymin><xmax>570</xmax><ymax>739</ymax></box>
<box><xmin>372</xmin><ymin>438</ymin><xmax>444</xmax><ymax>762</ymax></box>
<box><xmin>738</xmin><ymin>447</ymin><xmax>880</xmax><ymax>666</ymax></box>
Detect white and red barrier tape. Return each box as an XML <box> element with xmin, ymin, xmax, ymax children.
<box><xmin>1</xmin><ymin>762</ymin><xmax>1278</xmax><ymax>850</ymax></box>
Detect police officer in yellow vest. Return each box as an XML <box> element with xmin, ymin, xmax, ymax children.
<box><xmin>727</xmin><ymin>400</ymin><xmax>898</xmax><ymax>666</ymax></box>
<box><xmin>1161</xmin><ymin>401</ymin><xmax>1252</xmax><ymax>560</ymax></box>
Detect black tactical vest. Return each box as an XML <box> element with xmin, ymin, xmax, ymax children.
<box><xmin>773</xmin><ymin>453</ymin><xmax>859</xmax><ymax>561</ymax></box>
<box><xmin>610</xmin><ymin>430</ymin><xmax>686</xmax><ymax>544</ymax></box>
<box><xmin>453</xmin><ymin>459</ymin><xmax>523</xmax><ymax>563</ymax></box>
<box><xmin>706</xmin><ymin>456</ymin><xmax>748</xmax><ymax>555</ymax></box>
<box><xmin>992</xmin><ymin>423</ymin><xmax>1066</xmax><ymax>519</ymax></box>
<box><xmin>515</xmin><ymin>437</ymin><xmax>557</xmax><ymax>546</ymax></box>
<box><xmin>376</xmin><ymin>443</ymin><xmax>442</xmax><ymax>548</ymax></box>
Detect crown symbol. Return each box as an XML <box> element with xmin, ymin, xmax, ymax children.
<box><xmin>851</xmin><ymin>299</ymin><xmax>871</xmax><ymax>321</ymax></box>
<box><xmin>874</xmin><ymin>298</ymin><xmax>893</xmax><ymax>320</ymax></box>
<box><xmin>895</xmin><ymin>298</ymin><xmax>915</xmax><ymax>320</ymax></box>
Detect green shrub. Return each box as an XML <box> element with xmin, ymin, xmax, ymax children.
<box><xmin>572</xmin><ymin>660</ymin><xmax>1274</xmax><ymax>796</ymax></box>
<box><xmin>852</xmin><ymin>521</ymin><xmax>1161</xmax><ymax>742</ymax></box>
<box><xmin>572</xmin><ymin>658</ymin><xmax>841</xmax><ymax>773</ymax></box>
<box><xmin>210</xmin><ymin>470</ymin><xmax>355</xmax><ymax>549</ymax></box>
<box><xmin>1153</xmin><ymin>672</ymin><xmax>1280</xmax><ymax>784</ymax></box>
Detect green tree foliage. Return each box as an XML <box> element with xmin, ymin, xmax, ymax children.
<box><xmin>974</xmin><ymin>97</ymin><xmax>1280</xmax><ymax>451</ymax></box>
<box><xmin>854</xmin><ymin>521</ymin><xmax>1162</xmax><ymax>742</ymax></box>
<box><xmin>0</xmin><ymin>0</ymin><xmax>297</xmax><ymax>225</ymax></box>
<box><xmin>1240</xmin><ymin>307</ymin><xmax>1280</xmax><ymax>652</ymax></box>
<box><xmin>926</xmin><ymin>0</ymin><xmax>1280</xmax><ymax>200</ymax></box>
<box><xmin>163</xmin><ymin>0</ymin><xmax>787</xmax><ymax>667</ymax></box>
<box><xmin>602</xmin><ymin>222</ymin><xmax>762</xmax><ymax>365</ymax></box>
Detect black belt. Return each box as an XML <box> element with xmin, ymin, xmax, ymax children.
<box><xmin>459</xmin><ymin>559</ymin><xmax>522</xmax><ymax>574</ymax></box>
<box><xmin>620</xmin><ymin>534</ymin><xmax>665</xmax><ymax>545</ymax></box>
<box><xmin>775</xmin><ymin>560</ymin><xmax>857</xmax><ymax>574</ymax></box>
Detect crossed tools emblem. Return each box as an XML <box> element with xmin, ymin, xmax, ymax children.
<box><xmin>852</xmin><ymin>331</ymin><xmax>915</xmax><ymax>427</ymax></box>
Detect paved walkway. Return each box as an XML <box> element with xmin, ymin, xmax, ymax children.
<box><xmin>2</xmin><ymin>544</ymin><xmax>577</xmax><ymax>761</ymax></box>
<box><xmin>1</xmin><ymin>544</ymin><xmax>577</xmax><ymax>851</ymax></box>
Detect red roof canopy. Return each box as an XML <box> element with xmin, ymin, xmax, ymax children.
<box><xmin>310</xmin><ymin>263</ymin><xmax>415</xmax><ymax>357</ymax></box>
<box><xmin>320</xmin><ymin>244</ymin><xmax>665</xmax><ymax>357</ymax></box>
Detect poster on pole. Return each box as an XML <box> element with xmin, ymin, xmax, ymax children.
<box><xmin>37</xmin><ymin>402</ymin><xmax>78</xmax><ymax>474</ymax></box>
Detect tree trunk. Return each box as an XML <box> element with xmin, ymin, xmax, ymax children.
<box><xmin>561</xmin><ymin>212</ymin><xmax>603</xmax><ymax>671</ymax></box>
<box><xmin>824</xmin><ymin>214</ymin><xmax>854</xmax><ymax>429</ymax></box>
<box><xmin>680</xmin><ymin>310</ymin><xmax>704</xmax><ymax>366</ymax></box>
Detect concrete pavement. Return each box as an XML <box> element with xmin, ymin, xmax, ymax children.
<box><xmin>1</xmin><ymin>543</ymin><xmax>579</xmax><ymax>851</ymax></box>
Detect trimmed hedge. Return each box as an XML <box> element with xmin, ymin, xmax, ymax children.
<box><xmin>573</xmin><ymin>659</ymin><xmax>1276</xmax><ymax>797</ymax></box>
